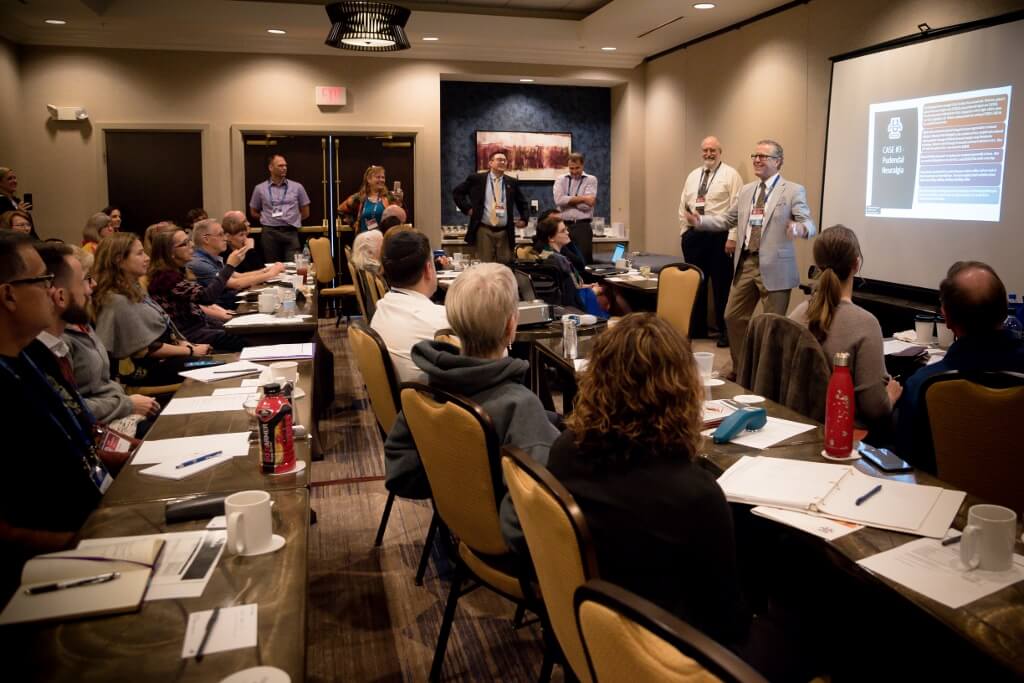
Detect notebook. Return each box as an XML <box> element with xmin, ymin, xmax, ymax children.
<box><xmin>0</xmin><ymin>538</ymin><xmax>164</xmax><ymax>625</ymax></box>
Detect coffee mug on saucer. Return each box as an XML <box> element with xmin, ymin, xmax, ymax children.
<box><xmin>226</xmin><ymin>490</ymin><xmax>274</xmax><ymax>556</ymax></box>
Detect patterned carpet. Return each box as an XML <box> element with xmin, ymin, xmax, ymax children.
<box><xmin>306</xmin><ymin>320</ymin><xmax>554</xmax><ymax>682</ymax></box>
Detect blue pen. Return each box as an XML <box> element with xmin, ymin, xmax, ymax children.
<box><xmin>855</xmin><ymin>484</ymin><xmax>882</xmax><ymax>506</ymax></box>
<box><xmin>175</xmin><ymin>450</ymin><xmax>224</xmax><ymax>469</ymax></box>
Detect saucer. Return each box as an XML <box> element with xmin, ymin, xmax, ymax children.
<box><xmin>703</xmin><ymin>378</ymin><xmax>725</xmax><ymax>387</ymax></box>
<box><xmin>240</xmin><ymin>534</ymin><xmax>286</xmax><ymax>557</ymax></box>
<box><xmin>267</xmin><ymin>460</ymin><xmax>306</xmax><ymax>476</ymax></box>
<box><xmin>733</xmin><ymin>394</ymin><xmax>765</xmax><ymax>404</ymax></box>
<box><xmin>220</xmin><ymin>667</ymin><xmax>290</xmax><ymax>683</ymax></box>
<box><xmin>821</xmin><ymin>449</ymin><xmax>861</xmax><ymax>462</ymax></box>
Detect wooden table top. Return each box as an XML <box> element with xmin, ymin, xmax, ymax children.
<box><xmin>529</xmin><ymin>334</ymin><xmax>1024</xmax><ymax>678</ymax></box>
<box><xmin>10</xmin><ymin>488</ymin><xmax>309</xmax><ymax>683</ymax></box>
<box><xmin>102</xmin><ymin>357</ymin><xmax>314</xmax><ymax>506</ymax></box>
<box><xmin>230</xmin><ymin>291</ymin><xmax>318</xmax><ymax>345</ymax></box>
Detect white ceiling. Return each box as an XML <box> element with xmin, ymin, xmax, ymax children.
<box><xmin>0</xmin><ymin>0</ymin><xmax>786</xmax><ymax>68</ymax></box>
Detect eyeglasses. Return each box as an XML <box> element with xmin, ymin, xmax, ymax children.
<box><xmin>750</xmin><ymin>154</ymin><xmax>780</xmax><ymax>161</ymax></box>
<box><xmin>5</xmin><ymin>273</ymin><xmax>55</xmax><ymax>288</ymax></box>
<box><xmin>173</xmin><ymin>239</ymin><xmax>192</xmax><ymax>249</ymax></box>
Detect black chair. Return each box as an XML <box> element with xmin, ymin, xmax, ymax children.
<box><xmin>514</xmin><ymin>269</ymin><xmax>538</xmax><ymax>301</ymax></box>
<box><xmin>514</xmin><ymin>260</ymin><xmax>579</xmax><ymax>308</ymax></box>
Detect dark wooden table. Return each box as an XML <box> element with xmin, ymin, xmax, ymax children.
<box><xmin>229</xmin><ymin>289</ymin><xmax>318</xmax><ymax>346</ymax></box>
<box><xmin>9</xmin><ymin>488</ymin><xmax>309</xmax><ymax>683</ymax></box>
<box><xmin>102</xmin><ymin>358</ymin><xmax>314</xmax><ymax>506</ymax></box>
<box><xmin>529</xmin><ymin>332</ymin><xmax>1024</xmax><ymax>679</ymax></box>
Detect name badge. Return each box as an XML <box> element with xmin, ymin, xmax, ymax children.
<box><xmin>749</xmin><ymin>207</ymin><xmax>764</xmax><ymax>227</ymax></box>
<box><xmin>366</xmin><ymin>218</ymin><xmax>378</xmax><ymax>231</ymax></box>
<box><xmin>91</xmin><ymin>462</ymin><xmax>113</xmax><ymax>494</ymax></box>
<box><xmin>495</xmin><ymin>204</ymin><xmax>507</xmax><ymax>220</ymax></box>
<box><xmin>271</xmin><ymin>208</ymin><xmax>284</xmax><ymax>218</ymax></box>
<box><xmin>695</xmin><ymin>196</ymin><xmax>706</xmax><ymax>215</ymax></box>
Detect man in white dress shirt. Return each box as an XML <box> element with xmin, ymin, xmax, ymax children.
<box><xmin>678</xmin><ymin>136</ymin><xmax>743</xmax><ymax>346</ymax></box>
<box><xmin>553</xmin><ymin>152</ymin><xmax>599</xmax><ymax>264</ymax></box>
<box><xmin>370</xmin><ymin>230</ymin><xmax>449</xmax><ymax>383</ymax></box>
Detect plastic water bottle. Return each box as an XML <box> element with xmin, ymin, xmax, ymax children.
<box><xmin>562</xmin><ymin>315</ymin><xmax>578</xmax><ymax>359</ymax></box>
<box><xmin>1004</xmin><ymin>306</ymin><xmax>1023</xmax><ymax>341</ymax></box>
<box><xmin>824</xmin><ymin>352</ymin><xmax>855</xmax><ymax>458</ymax></box>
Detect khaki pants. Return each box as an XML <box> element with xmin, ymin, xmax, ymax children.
<box><xmin>476</xmin><ymin>225</ymin><xmax>512</xmax><ymax>264</ymax></box>
<box><xmin>724</xmin><ymin>252</ymin><xmax>791</xmax><ymax>370</ymax></box>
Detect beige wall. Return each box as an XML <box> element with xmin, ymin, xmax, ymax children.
<box><xmin>641</xmin><ymin>0</ymin><xmax>1023</xmax><ymax>269</ymax></box>
<box><xmin>0</xmin><ymin>39</ymin><xmax>19</xmax><ymax>170</ymax></box>
<box><xmin>14</xmin><ymin>46</ymin><xmax>636</xmax><ymax>245</ymax></box>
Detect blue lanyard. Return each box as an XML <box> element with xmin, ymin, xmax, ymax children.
<box><xmin>269</xmin><ymin>181</ymin><xmax>287</xmax><ymax>208</ymax></box>
<box><xmin>750</xmin><ymin>175</ymin><xmax>780</xmax><ymax>210</ymax></box>
<box><xmin>569</xmin><ymin>175</ymin><xmax>585</xmax><ymax>196</ymax></box>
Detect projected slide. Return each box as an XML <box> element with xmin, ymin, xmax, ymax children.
<box><xmin>865</xmin><ymin>86</ymin><xmax>1011</xmax><ymax>222</ymax></box>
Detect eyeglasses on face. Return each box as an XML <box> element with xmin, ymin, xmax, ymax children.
<box><xmin>173</xmin><ymin>239</ymin><xmax>192</xmax><ymax>249</ymax></box>
<box><xmin>5</xmin><ymin>273</ymin><xmax>55</xmax><ymax>288</ymax></box>
<box><xmin>750</xmin><ymin>154</ymin><xmax>780</xmax><ymax>161</ymax></box>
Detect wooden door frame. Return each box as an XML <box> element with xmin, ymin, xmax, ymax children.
<box><xmin>95</xmin><ymin>123</ymin><xmax>212</xmax><ymax>215</ymax></box>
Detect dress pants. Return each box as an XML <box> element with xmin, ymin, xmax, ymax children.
<box><xmin>724</xmin><ymin>252</ymin><xmax>791</xmax><ymax>370</ymax></box>
<box><xmin>260</xmin><ymin>225</ymin><xmax>301</xmax><ymax>263</ymax></box>
<box><xmin>681</xmin><ymin>229</ymin><xmax>733</xmax><ymax>339</ymax></box>
<box><xmin>566</xmin><ymin>219</ymin><xmax>593</xmax><ymax>264</ymax></box>
<box><xmin>476</xmin><ymin>225</ymin><xmax>512</xmax><ymax>264</ymax></box>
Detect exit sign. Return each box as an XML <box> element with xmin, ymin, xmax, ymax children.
<box><xmin>316</xmin><ymin>86</ymin><xmax>347</xmax><ymax>106</ymax></box>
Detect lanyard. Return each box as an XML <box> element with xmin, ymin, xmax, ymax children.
<box><xmin>269</xmin><ymin>180</ymin><xmax>288</xmax><ymax>208</ymax></box>
<box><xmin>569</xmin><ymin>174</ymin><xmax>586</xmax><ymax>196</ymax></box>
<box><xmin>750</xmin><ymin>175</ymin><xmax>781</xmax><ymax>209</ymax></box>
<box><xmin>698</xmin><ymin>164</ymin><xmax>720</xmax><ymax>197</ymax></box>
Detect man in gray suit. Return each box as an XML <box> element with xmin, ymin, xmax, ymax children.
<box><xmin>684</xmin><ymin>139</ymin><xmax>816</xmax><ymax>370</ymax></box>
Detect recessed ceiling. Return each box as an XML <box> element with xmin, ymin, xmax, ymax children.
<box><xmin>0</xmin><ymin>0</ymin><xmax>787</xmax><ymax>68</ymax></box>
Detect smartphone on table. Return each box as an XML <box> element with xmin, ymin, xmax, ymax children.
<box><xmin>857</xmin><ymin>442</ymin><xmax>913</xmax><ymax>473</ymax></box>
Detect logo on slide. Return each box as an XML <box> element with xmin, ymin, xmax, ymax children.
<box><xmin>887</xmin><ymin>116</ymin><xmax>903</xmax><ymax>140</ymax></box>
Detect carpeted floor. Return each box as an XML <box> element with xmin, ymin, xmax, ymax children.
<box><xmin>307</xmin><ymin>320</ymin><xmax>553</xmax><ymax>682</ymax></box>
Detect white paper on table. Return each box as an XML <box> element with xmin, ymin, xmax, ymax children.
<box><xmin>883</xmin><ymin>339</ymin><xmax>918</xmax><ymax>355</ymax></box>
<box><xmin>240</xmin><ymin>379</ymin><xmax>262</xmax><ymax>387</ymax></box>
<box><xmin>239</xmin><ymin>343</ymin><xmax>313</xmax><ymax>361</ymax></box>
<box><xmin>133</xmin><ymin>433</ymin><xmax>251</xmax><ymax>465</ymax></box>
<box><xmin>178</xmin><ymin>360</ymin><xmax>266</xmax><ymax>383</ymax></box>
<box><xmin>573</xmin><ymin>358</ymin><xmax>589</xmax><ymax>372</ymax></box>
<box><xmin>79</xmin><ymin>531</ymin><xmax>224</xmax><ymax>601</ymax></box>
<box><xmin>701</xmin><ymin>416</ymin><xmax>816</xmax><ymax>449</ymax></box>
<box><xmin>181</xmin><ymin>604</ymin><xmax>258</xmax><ymax>658</ymax></box>
<box><xmin>139</xmin><ymin>452</ymin><xmax>234</xmax><ymax>479</ymax></box>
<box><xmin>207</xmin><ymin>515</ymin><xmax>226</xmax><ymax>530</ymax></box>
<box><xmin>751</xmin><ymin>506</ymin><xmax>863</xmax><ymax>541</ymax></box>
<box><xmin>211</xmin><ymin>387</ymin><xmax>261</xmax><ymax>397</ymax></box>
<box><xmin>926</xmin><ymin>348</ymin><xmax>947</xmax><ymax>365</ymax></box>
<box><xmin>163</xmin><ymin>394</ymin><xmax>249</xmax><ymax>415</ymax></box>
<box><xmin>857</xmin><ymin>535</ymin><xmax>1024</xmax><ymax>609</ymax></box>
<box><xmin>225</xmin><ymin>313</ymin><xmax>311</xmax><ymax>328</ymax></box>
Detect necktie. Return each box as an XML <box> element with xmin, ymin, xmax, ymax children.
<box><xmin>57</xmin><ymin>354</ymin><xmax>78</xmax><ymax>389</ymax></box>
<box><xmin>489</xmin><ymin>176</ymin><xmax>500</xmax><ymax>226</ymax></box>
<box><xmin>748</xmin><ymin>181</ymin><xmax>767</xmax><ymax>252</ymax></box>
<box><xmin>698</xmin><ymin>169</ymin><xmax>710</xmax><ymax>198</ymax></box>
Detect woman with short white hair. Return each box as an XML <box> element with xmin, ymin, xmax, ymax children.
<box><xmin>351</xmin><ymin>229</ymin><xmax>384</xmax><ymax>273</ymax></box>
<box><xmin>384</xmin><ymin>262</ymin><xmax>558</xmax><ymax>551</ymax></box>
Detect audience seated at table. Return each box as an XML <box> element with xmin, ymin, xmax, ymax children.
<box><xmin>142</xmin><ymin>221</ymin><xmax>176</xmax><ymax>256</ymax></box>
<box><xmin>188</xmin><ymin>218</ymin><xmax>284</xmax><ymax>309</ymax></box>
<box><xmin>384</xmin><ymin>262</ymin><xmax>559</xmax><ymax>549</ymax></box>
<box><xmin>92</xmin><ymin>232</ymin><xmax>210</xmax><ymax>387</ymax></box>
<box><xmin>893</xmin><ymin>260</ymin><xmax>1024</xmax><ymax>472</ymax></box>
<box><xmin>0</xmin><ymin>233</ymin><xmax>110</xmax><ymax>599</ymax></box>
<box><xmin>351</xmin><ymin>228</ymin><xmax>383</xmax><ymax>274</ymax></box>
<box><xmin>183</xmin><ymin>207</ymin><xmax>208</xmax><ymax>231</ymax></box>
<box><xmin>221</xmin><ymin>210</ymin><xmax>268</xmax><ymax>273</ymax></box>
<box><xmin>147</xmin><ymin>227</ymin><xmax>248</xmax><ymax>352</ymax></box>
<box><xmin>516</xmin><ymin>214</ymin><xmax>607</xmax><ymax>316</ymax></box>
<box><xmin>371</xmin><ymin>229</ymin><xmax>449</xmax><ymax>383</ymax></box>
<box><xmin>536</xmin><ymin>208</ymin><xmax>586</xmax><ymax>274</ymax></box>
<box><xmin>81</xmin><ymin>211</ymin><xmax>115</xmax><ymax>254</ymax></box>
<box><xmin>378</xmin><ymin>204</ymin><xmax>407</xmax><ymax>232</ymax></box>
<box><xmin>788</xmin><ymin>225</ymin><xmax>901</xmax><ymax>434</ymax></box>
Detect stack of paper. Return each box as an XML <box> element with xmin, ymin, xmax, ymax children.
<box><xmin>239</xmin><ymin>343</ymin><xmax>314</xmax><ymax>361</ymax></box>
<box><xmin>179</xmin><ymin>360</ymin><xmax>265</xmax><ymax>383</ymax></box>
<box><xmin>225</xmin><ymin>314</ymin><xmax>312</xmax><ymax>328</ymax></box>
<box><xmin>133</xmin><ymin>433</ymin><xmax>251</xmax><ymax>466</ymax></box>
<box><xmin>701</xmin><ymin>416</ymin><xmax>816</xmax><ymax>449</ymax></box>
<box><xmin>162</xmin><ymin>394</ymin><xmax>250</xmax><ymax>415</ymax></box>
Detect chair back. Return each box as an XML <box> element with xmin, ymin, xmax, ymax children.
<box><xmin>514</xmin><ymin>261</ymin><xmax>574</xmax><ymax>307</ymax></box>
<box><xmin>308</xmin><ymin>237</ymin><xmax>336</xmax><ymax>284</ymax></box>
<box><xmin>400</xmin><ymin>384</ymin><xmax>508</xmax><ymax>555</ymax></box>
<box><xmin>502</xmin><ymin>449</ymin><xmax>598</xmax><ymax>683</ymax></box>
<box><xmin>924</xmin><ymin>370</ymin><xmax>1024</xmax><ymax>515</ymax></box>
<box><xmin>737</xmin><ymin>313</ymin><xmax>830</xmax><ymax>422</ymax></box>
<box><xmin>514</xmin><ymin>270</ymin><xmax>538</xmax><ymax>301</ymax></box>
<box><xmin>656</xmin><ymin>263</ymin><xmax>703</xmax><ymax>338</ymax></box>
<box><xmin>343</xmin><ymin>245</ymin><xmax>370</xmax><ymax>320</ymax></box>
<box><xmin>348</xmin><ymin>320</ymin><xmax>401</xmax><ymax>435</ymax></box>
<box><xmin>575</xmin><ymin>580</ymin><xmax>769</xmax><ymax>683</ymax></box>
<box><xmin>366</xmin><ymin>271</ymin><xmax>389</xmax><ymax>306</ymax></box>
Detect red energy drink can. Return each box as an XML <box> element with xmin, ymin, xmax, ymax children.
<box><xmin>258</xmin><ymin>383</ymin><xmax>296</xmax><ymax>474</ymax></box>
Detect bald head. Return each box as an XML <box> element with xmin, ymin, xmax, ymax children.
<box><xmin>939</xmin><ymin>261</ymin><xmax>1006</xmax><ymax>337</ymax></box>
<box><xmin>700</xmin><ymin>136</ymin><xmax>723</xmax><ymax>169</ymax></box>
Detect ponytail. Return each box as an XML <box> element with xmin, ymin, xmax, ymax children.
<box><xmin>807</xmin><ymin>267</ymin><xmax>842</xmax><ymax>342</ymax></box>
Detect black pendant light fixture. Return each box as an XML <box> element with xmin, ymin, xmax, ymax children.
<box><xmin>324</xmin><ymin>1</ymin><xmax>412</xmax><ymax>52</ymax></box>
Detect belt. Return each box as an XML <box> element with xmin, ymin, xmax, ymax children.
<box><xmin>741</xmin><ymin>248</ymin><xmax>759</xmax><ymax>256</ymax></box>
<box><xmin>481</xmin><ymin>224</ymin><xmax>505</xmax><ymax>230</ymax></box>
<box><xmin>563</xmin><ymin>218</ymin><xmax>592</xmax><ymax>226</ymax></box>
<box><xmin>264</xmin><ymin>224</ymin><xmax>298</xmax><ymax>230</ymax></box>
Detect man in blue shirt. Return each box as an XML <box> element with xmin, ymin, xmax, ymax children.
<box><xmin>249</xmin><ymin>154</ymin><xmax>311</xmax><ymax>262</ymax></box>
<box><xmin>893</xmin><ymin>261</ymin><xmax>1024</xmax><ymax>472</ymax></box>
<box><xmin>188</xmin><ymin>219</ymin><xmax>284</xmax><ymax>308</ymax></box>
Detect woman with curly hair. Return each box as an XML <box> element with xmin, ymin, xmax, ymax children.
<box><xmin>337</xmin><ymin>165</ymin><xmax>402</xmax><ymax>233</ymax></box>
<box><xmin>547</xmin><ymin>313</ymin><xmax>748</xmax><ymax>646</ymax></box>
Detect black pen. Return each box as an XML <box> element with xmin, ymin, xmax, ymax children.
<box><xmin>26</xmin><ymin>571</ymin><xmax>120</xmax><ymax>595</ymax></box>
<box><xmin>941</xmin><ymin>535</ymin><xmax>962</xmax><ymax>546</ymax></box>
<box><xmin>212</xmin><ymin>369</ymin><xmax>261</xmax><ymax>376</ymax></box>
<box><xmin>855</xmin><ymin>484</ymin><xmax>882</xmax><ymax>506</ymax></box>
<box><xmin>175</xmin><ymin>451</ymin><xmax>224</xmax><ymax>469</ymax></box>
<box><xmin>195</xmin><ymin>607</ymin><xmax>219</xmax><ymax>662</ymax></box>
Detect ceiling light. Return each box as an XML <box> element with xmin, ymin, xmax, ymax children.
<box><xmin>325</xmin><ymin>1</ymin><xmax>412</xmax><ymax>52</ymax></box>
<box><xmin>267</xmin><ymin>29</ymin><xmax>287</xmax><ymax>35</ymax></box>
<box><xmin>601</xmin><ymin>46</ymin><xmax>617</xmax><ymax>51</ymax></box>
<box><xmin>693</xmin><ymin>3</ymin><xmax>716</xmax><ymax>9</ymax></box>
<box><xmin>422</xmin><ymin>36</ymin><xmax>439</xmax><ymax>41</ymax></box>
<box><xmin>520</xmin><ymin>78</ymin><xmax>535</xmax><ymax>83</ymax></box>
<box><xmin>45</xmin><ymin>19</ymin><xmax>67</xmax><ymax>25</ymax></box>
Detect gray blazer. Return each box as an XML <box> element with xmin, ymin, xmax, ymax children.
<box><xmin>697</xmin><ymin>175</ymin><xmax>816</xmax><ymax>291</ymax></box>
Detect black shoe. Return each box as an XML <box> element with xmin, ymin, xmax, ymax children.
<box><xmin>716</xmin><ymin>335</ymin><xmax>730</xmax><ymax>348</ymax></box>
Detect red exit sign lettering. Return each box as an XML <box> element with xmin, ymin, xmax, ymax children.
<box><xmin>316</xmin><ymin>86</ymin><xmax>347</xmax><ymax>106</ymax></box>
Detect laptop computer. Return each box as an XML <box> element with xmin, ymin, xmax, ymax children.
<box><xmin>586</xmin><ymin>243</ymin><xmax>626</xmax><ymax>275</ymax></box>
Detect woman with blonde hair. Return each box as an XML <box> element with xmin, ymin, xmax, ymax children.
<box><xmin>0</xmin><ymin>209</ymin><xmax>38</xmax><ymax>238</ymax></box>
<box><xmin>0</xmin><ymin>166</ymin><xmax>28</xmax><ymax>212</ymax></box>
<box><xmin>789</xmin><ymin>224</ymin><xmax>900</xmax><ymax>428</ymax></box>
<box><xmin>338</xmin><ymin>165</ymin><xmax>402</xmax><ymax>232</ymax></box>
<box><xmin>81</xmin><ymin>212</ymin><xmax>114</xmax><ymax>254</ymax></box>
<box><xmin>92</xmin><ymin>232</ymin><xmax>210</xmax><ymax>386</ymax></box>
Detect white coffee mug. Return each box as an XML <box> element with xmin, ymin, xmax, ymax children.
<box><xmin>915</xmin><ymin>319</ymin><xmax>934</xmax><ymax>344</ymax></box>
<box><xmin>258</xmin><ymin>292</ymin><xmax>276</xmax><ymax>314</ymax></box>
<box><xmin>961</xmin><ymin>504</ymin><xmax>1017</xmax><ymax>571</ymax></box>
<box><xmin>936</xmin><ymin>323</ymin><xmax>954</xmax><ymax>349</ymax></box>
<box><xmin>694</xmin><ymin>351</ymin><xmax>715</xmax><ymax>380</ymax></box>
<box><xmin>226</xmin><ymin>490</ymin><xmax>273</xmax><ymax>556</ymax></box>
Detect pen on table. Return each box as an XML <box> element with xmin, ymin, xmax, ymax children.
<box><xmin>855</xmin><ymin>484</ymin><xmax>882</xmax><ymax>506</ymax></box>
<box><xmin>175</xmin><ymin>451</ymin><xmax>224</xmax><ymax>470</ymax></box>
<box><xmin>195</xmin><ymin>607</ymin><xmax>220</xmax><ymax>662</ymax></box>
<box><xmin>213</xmin><ymin>369</ymin><xmax>261</xmax><ymax>376</ymax></box>
<box><xmin>26</xmin><ymin>572</ymin><xmax>120</xmax><ymax>595</ymax></box>
<box><xmin>941</xmin><ymin>535</ymin><xmax>962</xmax><ymax>546</ymax></box>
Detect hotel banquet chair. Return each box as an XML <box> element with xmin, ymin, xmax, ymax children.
<box><xmin>922</xmin><ymin>370</ymin><xmax>1024</xmax><ymax>515</ymax></box>
<box><xmin>308</xmin><ymin>237</ymin><xmax>356</xmax><ymax>326</ymax></box>
<box><xmin>502</xmin><ymin>447</ymin><xmax>600</xmax><ymax>683</ymax></box>
<box><xmin>347</xmin><ymin>321</ymin><xmax>437</xmax><ymax>585</ymax></box>
<box><xmin>574</xmin><ymin>579</ymin><xmax>769</xmax><ymax>683</ymax></box>
<box><xmin>399</xmin><ymin>383</ymin><xmax>534</xmax><ymax>682</ymax></box>
<box><xmin>737</xmin><ymin>313</ymin><xmax>831</xmax><ymax>422</ymax></box>
<box><xmin>343</xmin><ymin>245</ymin><xmax>371</xmax><ymax>320</ymax></box>
<box><xmin>656</xmin><ymin>263</ymin><xmax>704</xmax><ymax>338</ymax></box>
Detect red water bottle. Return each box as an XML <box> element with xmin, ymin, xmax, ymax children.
<box><xmin>824</xmin><ymin>351</ymin><xmax>855</xmax><ymax>458</ymax></box>
<box><xmin>258</xmin><ymin>383</ymin><xmax>296</xmax><ymax>474</ymax></box>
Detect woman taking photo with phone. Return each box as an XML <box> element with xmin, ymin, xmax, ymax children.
<box><xmin>338</xmin><ymin>165</ymin><xmax>403</xmax><ymax>233</ymax></box>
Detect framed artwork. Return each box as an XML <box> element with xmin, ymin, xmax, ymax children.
<box><xmin>475</xmin><ymin>130</ymin><xmax>572</xmax><ymax>181</ymax></box>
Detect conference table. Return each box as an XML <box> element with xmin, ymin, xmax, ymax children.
<box><xmin>229</xmin><ymin>288</ymin><xmax>319</xmax><ymax>346</ymax></box>
<box><xmin>529</xmin><ymin>331</ymin><xmax>1024</xmax><ymax>680</ymax></box>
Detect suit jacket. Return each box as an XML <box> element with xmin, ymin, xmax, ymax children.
<box><xmin>697</xmin><ymin>175</ymin><xmax>816</xmax><ymax>291</ymax></box>
<box><xmin>452</xmin><ymin>172</ymin><xmax>529</xmax><ymax>247</ymax></box>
